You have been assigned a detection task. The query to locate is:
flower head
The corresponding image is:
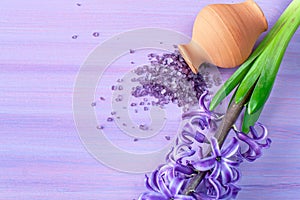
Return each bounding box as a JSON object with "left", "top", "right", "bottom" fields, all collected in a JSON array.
[
  {"left": 235, "top": 123, "right": 271, "bottom": 162},
  {"left": 191, "top": 137, "right": 241, "bottom": 185},
  {"left": 139, "top": 164, "right": 196, "bottom": 200}
]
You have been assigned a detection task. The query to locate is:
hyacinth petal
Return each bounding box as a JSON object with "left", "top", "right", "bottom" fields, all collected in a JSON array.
[
  {"left": 220, "top": 162, "right": 234, "bottom": 184},
  {"left": 174, "top": 194, "right": 196, "bottom": 200},
  {"left": 176, "top": 149, "right": 196, "bottom": 164},
  {"left": 208, "top": 178, "right": 222, "bottom": 200},
  {"left": 222, "top": 157, "right": 241, "bottom": 167},
  {"left": 169, "top": 178, "right": 184, "bottom": 196},
  {"left": 192, "top": 192, "right": 215, "bottom": 200},
  {"left": 218, "top": 184, "right": 241, "bottom": 200},
  {"left": 159, "top": 164, "right": 175, "bottom": 181},
  {"left": 250, "top": 122, "right": 268, "bottom": 140},
  {"left": 230, "top": 184, "right": 241, "bottom": 199},
  {"left": 238, "top": 132, "right": 264, "bottom": 161},
  {"left": 174, "top": 164, "right": 195, "bottom": 175},
  {"left": 210, "top": 137, "right": 221, "bottom": 157},
  {"left": 138, "top": 191, "right": 167, "bottom": 200},
  {"left": 145, "top": 170, "right": 159, "bottom": 192},
  {"left": 209, "top": 162, "right": 221, "bottom": 180},
  {"left": 222, "top": 137, "right": 239, "bottom": 158},
  {"left": 199, "top": 90, "right": 209, "bottom": 111},
  {"left": 145, "top": 175, "right": 155, "bottom": 191},
  {"left": 192, "top": 156, "right": 216, "bottom": 171},
  {"left": 231, "top": 167, "right": 241, "bottom": 183},
  {"left": 157, "top": 177, "right": 172, "bottom": 198},
  {"left": 194, "top": 131, "right": 206, "bottom": 143},
  {"left": 261, "top": 138, "right": 272, "bottom": 148}
]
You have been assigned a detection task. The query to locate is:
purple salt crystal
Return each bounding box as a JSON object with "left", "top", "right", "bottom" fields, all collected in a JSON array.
[
  {"left": 139, "top": 124, "right": 148, "bottom": 130},
  {"left": 118, "top": 85, "right": 123, "bottom": 90},
  {"left": 91, "top": 102, "right": 96, "bottom": 107},
  {"left": 96, "top": 125, "right": 104, "bottom": 130},
  {"left": 107, "top": 117, "right": 114, "bottom": 122},
  {"left": 72, "top": 35, "right": 78, "bottom": 39},
  {"left": 131, "top": 103, "right": 137, "bottom": 107},
  {"left": 92, "top": 32, "right": 100, "bottom": 37},
  {"left": 100, "top": 97, "right": 105, "bottom": 101},
  {"left": 129, "top": 49, "right": 135, "bottom": 54}
]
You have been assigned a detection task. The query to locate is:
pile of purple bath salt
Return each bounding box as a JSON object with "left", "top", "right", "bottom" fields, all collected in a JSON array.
[{"left": 130, "top": 49, "right": 207, "bottom": 109}]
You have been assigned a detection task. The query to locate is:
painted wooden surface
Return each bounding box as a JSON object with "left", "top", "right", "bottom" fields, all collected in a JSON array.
[{"left": 1, "top": 0, "right": 300, "bottom": 199}]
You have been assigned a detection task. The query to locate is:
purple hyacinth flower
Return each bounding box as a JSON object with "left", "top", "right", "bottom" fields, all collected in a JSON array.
[
  {"left": 139, "top": 163, "right": 198, "bottom": 200},
  {"left": 191, "top": 137, "right": 241, "bottom": 185},
  {"left": 235, "top": 123, "right": 272, "bottom": 162},
  {"left": 201, "top": 174, "right": 241, "bottom": 200},
  {"left": 139, "top": 177, "right": 195, "bottom": 200}
]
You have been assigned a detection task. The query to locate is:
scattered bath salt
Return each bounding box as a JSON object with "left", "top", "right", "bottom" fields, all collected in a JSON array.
[
  {"left": 131, "top": 103, "right": 137, "bottom": 107},
  {"left": 96, "top": 125, "right": 104, "bottom": 130},
  {"left": 107, "top": 117, "right": 114, "bottom": 122},
  {"left": 139, "top": 124, "right": 149, "bottom": 131},
  {"left": 131, "top": 50, "right": 207, "bottom": 109},
  {"left": 133, "top": 138, "right": 138, "bottom": 142},
  {"left": 72, "top": 35, "right": 78, "bottom": 39},
  {"left": 165, "top": 136, "right": 171, "bottom": 141},
  {"left": 111, "top": 85, "right": 117, "bottom": 90},
  {"left": 98, "top": 49, "right": 210, "bottom": 143},
  {"left": 91, "top": 102, "right": 96, "bottom": 107},
  {"left": 92, "top": 32, "right": 100, "bottom": 37}
]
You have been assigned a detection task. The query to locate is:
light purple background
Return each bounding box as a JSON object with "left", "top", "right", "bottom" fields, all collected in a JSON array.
[{"left": 1, "top": 0, "right": 300, "bottom": 199}]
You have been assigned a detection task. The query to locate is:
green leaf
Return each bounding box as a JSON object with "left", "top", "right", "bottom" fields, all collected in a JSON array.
[
  {"left": 242, "top": 105, "right": 263, "bottom": 133},
  {"left": 234, "top": 56, "right": 263, "bottom": 104},
  {"left": 209, "top": 62, "right": 252, "bottom": 111},
  {"left": 248, "top": 14, "right": 300, "bottom": 114}
]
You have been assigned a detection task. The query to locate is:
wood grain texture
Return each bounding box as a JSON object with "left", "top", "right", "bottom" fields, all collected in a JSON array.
[{"left": 0, "top": 0, "right": 299, "bottom": 199}]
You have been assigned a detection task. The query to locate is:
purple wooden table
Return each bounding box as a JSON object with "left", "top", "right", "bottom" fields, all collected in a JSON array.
[{"left": 1, "top": 0, "right": 300, "bottom": 199}]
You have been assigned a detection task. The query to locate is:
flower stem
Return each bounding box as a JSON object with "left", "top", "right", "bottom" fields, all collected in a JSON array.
[{"left": 183, "top": 91, "right": 250, "bottom": 195}]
